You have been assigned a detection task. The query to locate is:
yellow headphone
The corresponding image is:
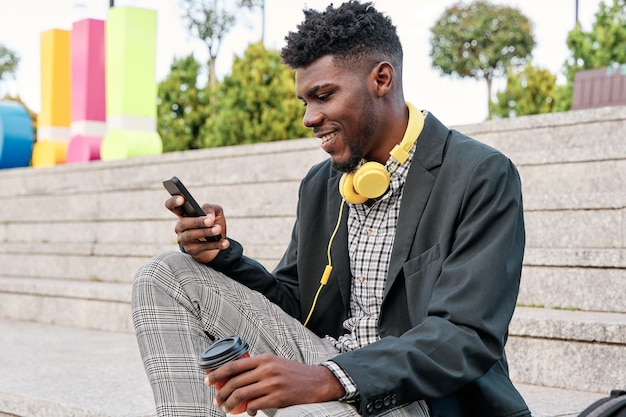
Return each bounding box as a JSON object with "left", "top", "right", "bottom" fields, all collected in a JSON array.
[{"left": 338, "top": 102, "right": 425, "bottom": 204}]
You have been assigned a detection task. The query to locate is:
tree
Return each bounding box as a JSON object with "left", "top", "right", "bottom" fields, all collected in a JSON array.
[
  {"left": 429, "top": 1, "right": 535, "bottom": 119},
  {"left": 180, "top": 0, "right": 263, "bottom": 91},
  {"left": 491, "top": 64, "right": 557, "bottom": 118},
  {"left": 157, "top": 54, "right": 211, "bottom": 152},
  {"left": 0, "top": 44, "right": 20, "bottom": 84},
  {"left": 559, "top": 0, "right": 626, "bottom": 110},
  {"left": 201, "top": 41, "right": 312, "bottom": 147}
]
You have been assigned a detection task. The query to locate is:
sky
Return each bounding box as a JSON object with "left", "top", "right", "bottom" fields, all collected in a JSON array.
[{"left": 0, "top": 0, "right": 605, "bottom": 126}]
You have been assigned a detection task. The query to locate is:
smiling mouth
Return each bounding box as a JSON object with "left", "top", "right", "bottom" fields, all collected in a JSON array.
[{"left": 319, "top": 131, "right": 337, "bottom": 145}]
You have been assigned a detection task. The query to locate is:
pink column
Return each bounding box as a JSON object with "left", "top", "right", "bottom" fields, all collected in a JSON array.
[{"left": 67, "top": 19, "right": 106, "bottom": 163}]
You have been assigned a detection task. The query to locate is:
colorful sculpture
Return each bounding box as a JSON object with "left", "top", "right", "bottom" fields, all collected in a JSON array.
[
  {"left": 67, "top": 19, "right": 107, "bottom": 164},
  {"left": 100, "top": 7, "right": 162, "bottom": 160},
  {"left": 15, "top": 6, "right": 163, "bottom": 170},
  {"left": 0, "top": 100, "right": 35, "bottom": 169},
  {"left": 32, "top": 29, "right": 71, "bottom": 167}
]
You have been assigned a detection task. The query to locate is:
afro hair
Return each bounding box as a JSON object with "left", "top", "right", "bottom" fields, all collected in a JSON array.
[{"left": 281, "top": 1, "right": 403, "bottom": 71}]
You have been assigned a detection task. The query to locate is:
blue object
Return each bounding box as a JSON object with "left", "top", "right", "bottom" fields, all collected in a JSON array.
[{"left": 0, "top": 100, "right": 35, "bottom": 169}]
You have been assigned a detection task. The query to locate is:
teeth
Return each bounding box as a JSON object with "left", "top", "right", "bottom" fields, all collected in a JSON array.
[{"left": 321, "top": 132, "right": 335, "bottom": 143}]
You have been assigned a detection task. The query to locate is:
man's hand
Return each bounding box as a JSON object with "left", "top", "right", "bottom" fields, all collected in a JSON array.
[
  {"left": 165, "top": 196, "right": 230, "bottom": 263},
  {"left": 206, "top": 354, "right": 346, "bottom": 415}
]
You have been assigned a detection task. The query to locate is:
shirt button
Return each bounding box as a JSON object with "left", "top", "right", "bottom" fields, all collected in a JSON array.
[
  {"left": 358, "top": 276, "right": 365, "bottom": 283},
  {"left": 365, "top": 228, "right": 375, "bottom": 236}
]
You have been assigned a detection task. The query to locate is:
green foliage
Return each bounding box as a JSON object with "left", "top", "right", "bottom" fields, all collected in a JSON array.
[
  {"left": 180, "top": 0, "right": 263, "bottom": 91},
  {"left": 157, "top": 54, "right": 211, "bottom": 152},
  {"left": 491, "top": 64, "right": 557, "bottom": 118},
  {"left": 0, "top": 43, "right": 20, "bottom": 82},
  {"left": 429, "top": 0, "right": 535, "bottom": 118},
  {"left": 201, "top": 41, "right": 312, "bottom": 147},
  {"left": 559, "top": 0, "right": 626, "bottom": 110},
  {"left": 566, "top": 0, "right": 626, "bottom": 74},
  {"left": 551, "top": 84, "right": 574, "bottom": 113}
]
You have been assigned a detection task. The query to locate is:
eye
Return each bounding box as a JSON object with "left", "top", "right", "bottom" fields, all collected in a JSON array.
[{"left": 317, "top": 93, "right": 330, "bottom": 102}]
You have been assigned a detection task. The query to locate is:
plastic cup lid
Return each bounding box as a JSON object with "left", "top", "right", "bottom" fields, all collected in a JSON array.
[{"left": 198, "top": 335, "right": 249, "bottom": 370}]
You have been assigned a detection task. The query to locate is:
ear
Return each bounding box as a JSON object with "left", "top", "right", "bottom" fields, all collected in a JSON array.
[{"left": 372, "top": 61, "right": 394, "bottom": 97}]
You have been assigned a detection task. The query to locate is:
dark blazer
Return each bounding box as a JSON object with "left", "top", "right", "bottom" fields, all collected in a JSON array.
[{"left": 210, "top": 112, "right": 530, "bottom": 417}]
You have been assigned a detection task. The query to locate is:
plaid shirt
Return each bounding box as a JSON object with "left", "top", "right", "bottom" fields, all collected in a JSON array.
[{"left": 323, "top": 126, "right": 420, "bottom": 400}]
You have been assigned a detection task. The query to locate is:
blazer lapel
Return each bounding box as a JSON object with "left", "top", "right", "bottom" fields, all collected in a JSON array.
[
  {"left": 327, "top": 172, "right": 352, "bottom": 310},
  {"left": 384, "top": 113, "right": 450, "bottom": 298}
]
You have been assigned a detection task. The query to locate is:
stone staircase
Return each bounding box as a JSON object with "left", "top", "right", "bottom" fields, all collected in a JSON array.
[{"left": 0, "top": 105, "right": 624, "bottom": 416}]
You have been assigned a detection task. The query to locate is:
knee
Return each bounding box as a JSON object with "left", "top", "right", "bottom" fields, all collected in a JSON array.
[
  {"left": 132, "top": 250, "right": 225, "bottom": 302},
  {"left": 132, "top": 251, "right": 184, "bottom": 297},
  {"left": 134, "top": 251, "right": 186, "bottom": 282}
]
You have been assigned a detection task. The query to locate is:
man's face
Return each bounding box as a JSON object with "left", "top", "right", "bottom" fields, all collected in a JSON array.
[{"left": 295, "top": 55, "right": 380, "bottom": 173}]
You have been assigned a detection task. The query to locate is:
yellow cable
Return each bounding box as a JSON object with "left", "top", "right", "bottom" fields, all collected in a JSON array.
[{"left": 303, "top": 199, "right": 346, "bottom": 327}]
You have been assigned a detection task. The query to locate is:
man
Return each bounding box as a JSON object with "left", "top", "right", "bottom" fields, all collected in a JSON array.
[{"left": 132, "top": 1, "right": 530, "bottom": 416}]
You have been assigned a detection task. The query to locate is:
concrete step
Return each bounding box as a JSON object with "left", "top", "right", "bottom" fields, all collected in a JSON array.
[
  {"left": 519, "top": 266, "right": 626, "bottom": 313},
  {"left": 0, "top": 318, "right": 609, "bottom": 417},
  {"left": 508, "top": 307, "right": 626, "bottom": 394},
  {"left": 0, "top": 138, "right": 324, "bottom": 199},
  {"left": 0, "top": 243, "right": 170, "bottom": 283},
  {"left": 524, "top": 248, "right": 626, "bottom": 269},
  {"left": 517, "top": 158, "right": 626, "bottom": 196},
  {"left": 458, "top": 105, "right": 626, "bottom": 154},
  {"left": 3, "top": 162, "right": 624, "bottom": 228},
  {"left": 2, "top": 241, "right": 624, "bottom": 293},
  {"left": 524, "top": 193, "right": 625, "bottom": 258},
  {"left": 0, "top": 277, "right": 134, "bottom": 333},
  {"left": 4, "top": 192, "right": 625, "bottom": 248}
]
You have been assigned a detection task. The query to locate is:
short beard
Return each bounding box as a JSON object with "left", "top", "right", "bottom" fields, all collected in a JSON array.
[{"left": 332, "top": 143, "right": 365, "bottom": 173}]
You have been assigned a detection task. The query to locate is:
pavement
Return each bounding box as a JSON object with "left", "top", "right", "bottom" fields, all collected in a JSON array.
[{"left": 0, "top": 318, "right": 155, "bottom": 417}]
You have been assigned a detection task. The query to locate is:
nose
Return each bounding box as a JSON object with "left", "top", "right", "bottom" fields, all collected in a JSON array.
[{"left": 302, "top": 104, "right": 323, "bottom": 129}]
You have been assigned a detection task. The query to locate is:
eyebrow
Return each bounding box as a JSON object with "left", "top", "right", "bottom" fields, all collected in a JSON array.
[{"left": 297, "top": 83, "right": 331, "bottom": 100}]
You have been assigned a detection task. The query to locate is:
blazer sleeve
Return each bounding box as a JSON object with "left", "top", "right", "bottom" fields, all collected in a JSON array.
[
  {"left": 205, "top": 185, "right": 306, "bottom": 320},
  {"left": 331, "top": 151, "right": 526, "bottom": 416}
]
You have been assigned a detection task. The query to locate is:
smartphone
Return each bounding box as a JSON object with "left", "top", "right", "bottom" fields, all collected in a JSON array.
[{"left": 162, "top": 176, "right": 222, "bottom": 242}]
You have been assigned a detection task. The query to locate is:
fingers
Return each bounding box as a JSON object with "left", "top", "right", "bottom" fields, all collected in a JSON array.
[
  {"left": 165, "top": 195, "right": 185, "bottom": 216},
  {"left": 165, "top": 194, "right": 228, "bottom": 263},
  {"left": 209, "top": 355, "right": 290, "bottom": 413},
  {"left": 207, "top": 356, "right": 256, "bottom": 399},
  {"left": 175, "top": 214, "right": 224, "bottom": 242},
  {"left": 210, "top": 363, "right": 264, "bottom": 415}
]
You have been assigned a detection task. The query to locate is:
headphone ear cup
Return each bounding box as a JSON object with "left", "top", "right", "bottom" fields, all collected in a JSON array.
[
  {"left": 339, "top": 173, "right": 369, "bottom": 204},
  {"left": 352, "top": 161, "right": 390, "bottom": 199}
]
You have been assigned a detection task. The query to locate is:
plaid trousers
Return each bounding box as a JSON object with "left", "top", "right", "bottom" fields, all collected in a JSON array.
[{"left": 132, "top": 251, "right": 430, "bottom": 417}]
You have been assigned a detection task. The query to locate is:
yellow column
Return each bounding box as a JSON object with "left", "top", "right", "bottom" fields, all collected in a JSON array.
[{"left": 33, "top": 29, "right": 71, "bottom": 167}]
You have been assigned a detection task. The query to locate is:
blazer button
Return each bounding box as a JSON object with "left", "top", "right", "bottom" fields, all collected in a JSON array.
[
  {"left": 384, "top": 396, "right": 391, "bottom": 406},
  {"left": 366, "top": 402, "right": 374, "bottom": 412},
  {"left": 375, "top": 399, "right": 383, "bottom": 409},
  {"left": 392, "top": 394, "right": 398, "bottom": 404}
]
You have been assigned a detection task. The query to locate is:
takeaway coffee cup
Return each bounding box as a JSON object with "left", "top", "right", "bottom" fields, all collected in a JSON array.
[{"left": 199, "top": 335, "right": 250, "bottom": 414}]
